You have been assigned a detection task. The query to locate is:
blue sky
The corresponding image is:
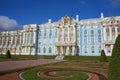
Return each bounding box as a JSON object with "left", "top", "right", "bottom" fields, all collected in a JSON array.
[{"left": 0, "top": 0, "right": 120, "bottom": 31}]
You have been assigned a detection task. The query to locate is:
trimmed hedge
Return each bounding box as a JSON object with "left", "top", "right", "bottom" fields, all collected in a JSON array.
[
  {"left": 108, "top": 35, "right": 120, "bottom": 80},
  {"left": 6, "top": 50, "right": 11, "bottom": 59},
  {"left": 99, "top": 50, "right": 108, "bottom": 62}
]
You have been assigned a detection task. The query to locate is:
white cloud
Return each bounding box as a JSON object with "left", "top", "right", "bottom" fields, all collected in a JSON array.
[
  {"left": 0, "top": 16, "right": 18, "bottom": 31},
  {"left": 109, "top": 0, "right": 120, "bottom": 7}
]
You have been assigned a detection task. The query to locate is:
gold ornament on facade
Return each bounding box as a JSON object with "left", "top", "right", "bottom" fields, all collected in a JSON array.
[{"left": 62, "top": 16, "right": 71, "bottom": 24}]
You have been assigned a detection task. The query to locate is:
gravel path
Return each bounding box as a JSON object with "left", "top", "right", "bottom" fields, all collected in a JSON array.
[{"left": 0, "top": 59, "right": 61, "bottom": 71}]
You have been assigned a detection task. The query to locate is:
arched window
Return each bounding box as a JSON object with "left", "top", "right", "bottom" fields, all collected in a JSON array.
[
  {"left": 91, "top": 29, "right": 94, "bottom": 35},
  {"left": 106, "top": 28, "right": 109, "bottom": 32},
  {"left": 43, "top": 47, "right": 46, "bottom": 53},
  {"left": 91, "top": 46, "right": 94, "bottom": 53},
  {"left": 112, "top": 28, "right": 115, "bottom": 32},
  {"left": 49, "top": 29, "right": 52, "bottom": 37},
  {"left": 98, "top": 29, "right": 101, "bottom": 33},
  {"left": 49, "top": 47, "right": 51, "bottom": 53},
  {"left": 44, "top": 30, "right": 46, "bottom": 37},
  {"left": 84, "top": 29, "right": 87, "bottom": 34},
  {"left": 84, "top": 45, "right": 87, "bottom": 53},
  {"left": 117, "top": 28, "right": 120, "bottom": 32}
]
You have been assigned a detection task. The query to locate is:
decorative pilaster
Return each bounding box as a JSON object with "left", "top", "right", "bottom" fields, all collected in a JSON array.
[
  {"left": 109, "top": 27, "right": 112, "bottom": 42},
  {"left": 72, "top": 47, "right": 75, "bottom": 55},
  {"left": 66, "top": 47, "right": 69, "bottom": 55},
  {"left": 23, "top": 32, "right": 25, "bottom": 44},
  {"left": 34, "top": 31, "right": 36, "bottom": 43},
  {"left": 74, "top": 27, "right": 76, "bottom": 42},
  {"left": 68, "top": 27, "right": 70, "bottom": 42},
  {"left": 20, "top": 36, "right": 21, "bottom": 44},
  {"left": 62, "top": 28, "right": 64, "bottom": 43},
  {"left": 29, "top": 32, "right": 31, "bottom": 43}
]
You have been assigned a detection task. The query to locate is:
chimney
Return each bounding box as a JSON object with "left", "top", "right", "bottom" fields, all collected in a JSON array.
[
  {"left": 101, "top": 12, "right": 104, "bottom": 18},
  {"left": 76, "top": 15, "right": 79, "bottom": 22},
  {"left": 48, "top": 19, "right": 51, "bottom": 23}
]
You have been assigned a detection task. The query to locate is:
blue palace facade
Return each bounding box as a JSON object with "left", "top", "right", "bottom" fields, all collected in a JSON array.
[{"left": 0, "top": 13, "right": 120, "bottom": 56}]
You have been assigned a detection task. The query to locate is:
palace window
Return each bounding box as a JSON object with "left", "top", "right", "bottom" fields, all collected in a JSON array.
[
  {"left": 49, "top": 29, "right": 52, "bottom": 38},
  {"left": 84, "top": 45, "right": 87, "bottom": 53},
  {"left": 31, "top": 32, "right": 33, "bottom": 43},
  {"left": 91, "top": 37, "right": 94, "bottom": 43},
  {"left": 43, "top": 47, "right": 46, "bottom": 53},
  {"left": 44, "top": 30, "right": 46, "bottom": 37},
  {"left": 84, "top": 37, "right": 87, "bottom": 43},
  {"left": 107, "top": 46, "right": 111, "bottom": 53},
  {"left": 91, "top": 46, "right": 94, "bottom": 53},
  {"left": 98, "top": 46, "right": 101, "bottom": 53},
  {"left": 49, "top": 47, "right": 51, "bottom": 53},
  {"left": 112, "top": 28, "right": 115, "bottom": 32},
  {"left": 84, "top": 29, "right": 87, "bottom": 34},
  {"left": 98, "top": 29, "right": 101, "bottom": 33},
  {"left": 117, "top": 28, "right": 120, "bottom": 32},
  {"left": 106, "top": 28, "right": 109, "bottom": 33},
  {"left": 98, "top": 37, "right": 101, "bottom": 42},
  {"left": 91, "top": 29, "right": 94, "bottom": 35}
]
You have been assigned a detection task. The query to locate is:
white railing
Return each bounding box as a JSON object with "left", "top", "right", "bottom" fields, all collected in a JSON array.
[
  {"left": 22, "top": 43, "right": 35, "bottom": 46},
  {"left": 55, "top": 42, "right": 76, "bottom": 46},
  {"left": 105, "top": 41, "right": 115, "bottom": 44}
]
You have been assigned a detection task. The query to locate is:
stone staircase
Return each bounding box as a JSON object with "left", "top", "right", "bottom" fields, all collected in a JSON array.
[{"left": 55, "top": 55, "right": 64, "bottom": 60}]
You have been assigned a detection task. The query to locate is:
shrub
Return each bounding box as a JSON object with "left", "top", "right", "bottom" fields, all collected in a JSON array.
[
  {"left": 108, "top": 35, "right": 120, "bottom": 80},
  {"left": 6, "top": 50, "right": 11, "bottom": 59},
  {"left": 99, "top": 50, "right": 108, "bottom": 62}
]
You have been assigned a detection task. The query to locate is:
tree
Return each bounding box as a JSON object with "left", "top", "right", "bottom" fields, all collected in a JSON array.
[
  {"left": 108, "top": 35, "right": 120, "bottom": 80},
  {"left": 99, "top": 50, "right": 108, "bottom": 62},
  {"left": 6, "top": 50, "right": 11, "bottom": 59}
]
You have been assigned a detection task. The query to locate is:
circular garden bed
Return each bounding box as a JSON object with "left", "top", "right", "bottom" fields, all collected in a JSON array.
[{"left": 20, "top": 69, "right": 89, "bottom": 80}]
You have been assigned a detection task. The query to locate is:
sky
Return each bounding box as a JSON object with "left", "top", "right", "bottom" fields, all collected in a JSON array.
[{"left": 0, "top": 0, "right": 120, "bottom": 31}]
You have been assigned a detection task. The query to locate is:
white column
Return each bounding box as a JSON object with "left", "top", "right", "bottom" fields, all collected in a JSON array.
[
  {"left": 74, "top": 28, "right": 76, "bottom": 42},
  {"left": 72, "top": 47, "right": 75, "bottom": 55},
  {"left": 115, "top": 27, "right": 118, "bottom": 38},
  {"left": 6, "top": 37, "right": 8, "bottom": 44},
  {"left": 20, "top": 36, "right": 21, "bottom": 44},
  {"left": 104, "top": 27, "right": 106, "bottom": 42},
  {"left": 57, "top": 28, "right": 59, "bottom": 42},
  {"left": 109, "top": 27, "right": 112, "bottom": 42},
  {"left": 27, "top": 32, "right": 29, "bottom": 44},
  {"left": 29, "top": 32, "right": 31, "bottom": 43},
  {"left": 60, "top": 46, "right": 63, "bottom": 55},
  {"left": 34, "top": 31, "right": 36, "bottom": 43},
  {"left": 66, "top": 47, "right": 69, "bottom": 55},
  {"left": 68, "top": 28, "right": 70, "bottom": 42},
  {"left": 15, "top": 36, "right": 17, "bottom": 45},
  {"left": 23, "top": 32, "right": 25, "bottom": 44},
  {"left": 62, "top": 28, "right": 64, "bottom": 43},
  {"left": 11, "top": 37, "right": 13, "bottom": 44},
  {"left": 25, "top": 32, "right": 27, "bottom": 44},
  {"left": 2, "top": 37, "right": 4, "bottom": 45}
]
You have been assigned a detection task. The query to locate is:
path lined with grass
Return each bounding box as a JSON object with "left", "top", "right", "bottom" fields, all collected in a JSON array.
[{"left": 0, "top": 59, "right": 61, "bottom": 71}]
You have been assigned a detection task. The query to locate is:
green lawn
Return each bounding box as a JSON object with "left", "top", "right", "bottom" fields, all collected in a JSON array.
[
  {"left": 22, "top": 69, "right": 89, "bottom": 80},
  {"left": 0, "top": 55, "right": 56, "bottom": 61}
]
